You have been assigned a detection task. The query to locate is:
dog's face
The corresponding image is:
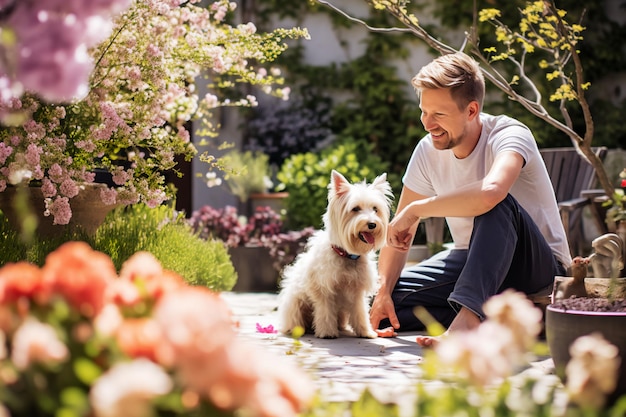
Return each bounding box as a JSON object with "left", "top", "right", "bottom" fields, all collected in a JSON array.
[{"left": 324, "top": 170, "right": 393, "bottom": 255}]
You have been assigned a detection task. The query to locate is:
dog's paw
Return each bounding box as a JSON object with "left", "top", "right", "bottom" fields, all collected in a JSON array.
[
  {"left": 315, "top": 331, "right": 338, "bottom": 339},
  {"left": 357, "top": 330, "right": 378, "bottom": 339}
]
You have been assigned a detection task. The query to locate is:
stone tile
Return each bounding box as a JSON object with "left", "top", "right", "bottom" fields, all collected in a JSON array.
[{"left": 220, "top": 291, "right": 560, "bottom": 411}]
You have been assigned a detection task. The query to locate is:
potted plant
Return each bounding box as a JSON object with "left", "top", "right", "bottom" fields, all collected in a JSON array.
[
  {"left": 0, "top": 0, "right": 308, "bottom": 233},
  {"left": 188, "top": 204, "right": 314, "bottom": 292},
  {"left": 217, "top": 149, "right": 289, "bottom": 216}
]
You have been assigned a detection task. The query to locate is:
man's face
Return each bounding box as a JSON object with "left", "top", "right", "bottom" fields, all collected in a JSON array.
[{"left": 419, "top": 88, "right": 470, "bottom": 151}]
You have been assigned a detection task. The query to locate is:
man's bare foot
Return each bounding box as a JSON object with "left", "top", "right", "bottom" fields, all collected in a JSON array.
[{"left": 415, "top": 307, "right": 481, "bottom": 347}]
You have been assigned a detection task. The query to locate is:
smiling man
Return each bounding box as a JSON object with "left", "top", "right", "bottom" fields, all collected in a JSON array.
[{"left": 369, "top": 51, "right": 572, "bottom": 346}]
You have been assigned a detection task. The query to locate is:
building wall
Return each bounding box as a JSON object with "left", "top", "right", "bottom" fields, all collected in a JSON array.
[{"left": 187, "top": 0, "right": 626, "bottom": 216}]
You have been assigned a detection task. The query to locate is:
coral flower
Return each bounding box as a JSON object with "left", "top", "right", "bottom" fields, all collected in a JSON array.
[
  {"left": 0, "top": 261, "right": 51, "bottom": 306},
  {"left": 115, "top": 318, "right": 163, "bottom": 363},
  {"left": 42, "top": 241, "right": 117, "bottom": 317}
]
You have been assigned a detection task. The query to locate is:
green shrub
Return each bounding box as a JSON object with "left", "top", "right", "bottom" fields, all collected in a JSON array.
[
  {"left": 93, "top": 203, "right": 236, "bottom": 291},
  {"left": 0, "top": 213, "right": 90, "bottom": 266},
  {"left": 0, "top": 204, "right": 237, "bottom": 291},
  {"left": 142, "top": 223, "right": 236, "bottom": 291},
  {"left": 276, "top": 139, "right": 391, "bottom": 230}
]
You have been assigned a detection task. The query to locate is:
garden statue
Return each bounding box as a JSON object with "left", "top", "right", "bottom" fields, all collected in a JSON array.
[{"left": 589, "top": 233, "right": 624, "bottom": 279}]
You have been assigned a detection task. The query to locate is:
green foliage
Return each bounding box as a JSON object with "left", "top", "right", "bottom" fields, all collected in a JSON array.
[
  {"left": 0, "top": 215, "right": 91, "bottom": 266},
  {"left": 142, "top": 223, "right": 237, "bottom": 290},
  {"left": 94, "top": 204, "right": 236, "bottom": 291},
  {"left": 221, "top": 149, "right": 270, "bottom": 202},
  {"left": 252, "top": 0, "right": 426, "bottom": 196},
  {"left": 276, "top": 139, "right": 390, "bottom": 230},
  {"left": 329, "top": 48, "right": 424, "bottom": 192},
  {"left": 0, "top": 204, "right": 237, "bottom": 291},
  {"left": 299, "top": 381, "right": 626, "bottom": 417},
  {"left": 301, "top": 389, "right": 400, "bottom": 417}
]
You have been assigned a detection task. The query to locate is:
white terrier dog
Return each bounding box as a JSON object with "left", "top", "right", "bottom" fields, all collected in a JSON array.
[{"left": 278, "top": 170, "right": 392, "bottom": 339}]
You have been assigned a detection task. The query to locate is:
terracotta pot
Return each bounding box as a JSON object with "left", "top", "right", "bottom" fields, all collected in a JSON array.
[
  {"left": 238, "top": 192, "right": 289, "bottom": 218},
  {"left": 545, "top": 305, "right": 626, "bottom": 404},
  {"left": 0, "top": 183, "right": 121, "bottom": 238}
]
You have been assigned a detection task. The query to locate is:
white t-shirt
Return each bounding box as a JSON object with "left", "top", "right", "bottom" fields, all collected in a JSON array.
[{"left": 403, "top": 113, "right": 572, "bottom": 267}]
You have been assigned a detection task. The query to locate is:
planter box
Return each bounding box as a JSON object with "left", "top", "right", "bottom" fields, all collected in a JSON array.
[
  {"left": 229, "top": 246, "right": 279, "bottom": 293},
  {"left": 547, "top": 276, "right": 626, "bottom": 405},
  {"left": 546, "top": 305, "right": 626, "bottom": 404},
  {"left": 407, "top": 245, "right": 429, "bottom": 264}
]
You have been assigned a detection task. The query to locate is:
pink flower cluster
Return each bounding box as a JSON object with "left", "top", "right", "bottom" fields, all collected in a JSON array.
[
  {"left": 0, "top": 0, "right": 308, "bottom": 225},
  {"left": 189, "top": 205, "right": 284, "bottom": 248},
  {"left": 0, "top": 0, "right": 132, "bottom": 103},
  {"left": 0, "top": 242, "right": 314, "bottom": 417}
]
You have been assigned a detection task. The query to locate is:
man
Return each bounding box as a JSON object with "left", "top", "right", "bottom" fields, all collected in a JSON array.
[{"left": 369, "top": 51, "right": 571, "bottom": 346}]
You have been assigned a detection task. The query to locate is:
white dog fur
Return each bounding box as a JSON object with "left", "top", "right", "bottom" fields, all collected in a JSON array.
[{"left": 278, "top": 170, "right": 393, "bottom": 339}]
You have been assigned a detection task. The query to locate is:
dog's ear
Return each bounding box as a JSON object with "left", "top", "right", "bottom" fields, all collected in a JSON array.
[
  {"left": 371, "top": 172, "right": 393, "bottom": 200},
  {"left": 329, "top": 170, "right": 351, "bottom": 197},
  {"left": 372, "top": 172, "right": 387, "bottom": 184}
]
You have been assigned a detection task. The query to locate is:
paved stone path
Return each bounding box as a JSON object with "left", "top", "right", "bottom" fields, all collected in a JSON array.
[{"left": 219, "top": 291, "right": 561, "bottom": 412}]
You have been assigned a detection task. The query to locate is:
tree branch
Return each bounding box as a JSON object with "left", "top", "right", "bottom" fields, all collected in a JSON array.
[{"left": 314, "top": 0, "right": 614, "bottom": 200}]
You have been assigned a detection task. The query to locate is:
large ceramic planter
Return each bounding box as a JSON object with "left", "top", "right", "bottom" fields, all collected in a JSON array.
[
  {"left": 229, "top": 246, "right": 279, "bottom": 293},
  {"left": 545, "top": 305, "right": 626, "bottom": 403},
  {"left": 0, "top": 183, "right": 121, "bottom": 238}
]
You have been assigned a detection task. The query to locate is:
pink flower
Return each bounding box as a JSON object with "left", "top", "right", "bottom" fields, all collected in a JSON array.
[
  {"left": 153, "top": 287, "right": 314, "bottom": 416},
  {"left": 100, "top": 186, "right": 118, "bottom": 205},
  {"left": 115, "top": 318, "right": 164, "bottom": 363},
  {"left": 0, "top": 261, "right": 51, "bottom": 306},
  {"left": 60, "top": 179, "right": 80, "bottom": 198},
  {"left": 566, "top": 333, "right": 620, "bottom": 409},
  {"left": 256, "top": 323, "right": 278, "bottom": 334},
  {"left": 41, "top": 178, "right": 57, "bottom": 197},
  {"left": 46, "top": 196, "right": 72, "bottom": 225}
]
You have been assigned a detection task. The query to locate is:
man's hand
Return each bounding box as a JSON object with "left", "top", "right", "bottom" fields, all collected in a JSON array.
[
  {"left": 387, "top": 204, "right": 419, "bottom": 251},
  {"left": 370, "top": 292, "right": 400, "bottom": 338}
]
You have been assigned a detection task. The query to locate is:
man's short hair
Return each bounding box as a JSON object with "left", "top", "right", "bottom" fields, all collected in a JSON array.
[{"left": 412, "top": 51, "right": 485, "bottom": 111}]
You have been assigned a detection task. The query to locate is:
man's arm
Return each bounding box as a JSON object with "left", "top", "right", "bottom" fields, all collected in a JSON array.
[
  {"left": 389, "top": 151, "right": 524, "bottom": 238},
  {"left": 370, "top": 186, "right": 426, "bottom": 334},
  {"left": 371, "top": 151, "right": 525, "bottom": 335}
]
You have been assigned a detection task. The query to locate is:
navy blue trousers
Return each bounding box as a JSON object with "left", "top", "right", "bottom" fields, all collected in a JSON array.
[{"left": 382, "top": 194, "right": 567, "bottom": 331}]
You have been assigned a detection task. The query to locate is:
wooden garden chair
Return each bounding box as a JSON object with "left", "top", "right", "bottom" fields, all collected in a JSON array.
[{"left": 540, "top": 146, "right": 608, "bottom": 256}]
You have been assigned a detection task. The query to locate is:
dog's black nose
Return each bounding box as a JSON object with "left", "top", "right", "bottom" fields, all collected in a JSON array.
[{"left": 367, "top": 222, "right": 376, "bottom": 230}]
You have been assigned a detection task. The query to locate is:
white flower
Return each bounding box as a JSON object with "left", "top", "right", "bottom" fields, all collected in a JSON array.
[
  {"left": 90, "top": 358, "right": 173, "bottom": 417},
  {"left": 483, "top": 289, "right": 543, "bottom": 350},
  {"left": 205, "top": 171, "right": 222, "bottom": 188},
  {"left": 11, "top": 317, "right": 68, "bottom": 370},
  {"left": 565, "top": 333, "right": 620, "bottom": 409},
  {"left": 436, "top": 321, "right": 518, "bottom": 386},
  {"left": 94, "top": 303, "right": 124, "bottom": 337},
  {"left": 7, "top": 168, "right": 32, "bottom": 185}
]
